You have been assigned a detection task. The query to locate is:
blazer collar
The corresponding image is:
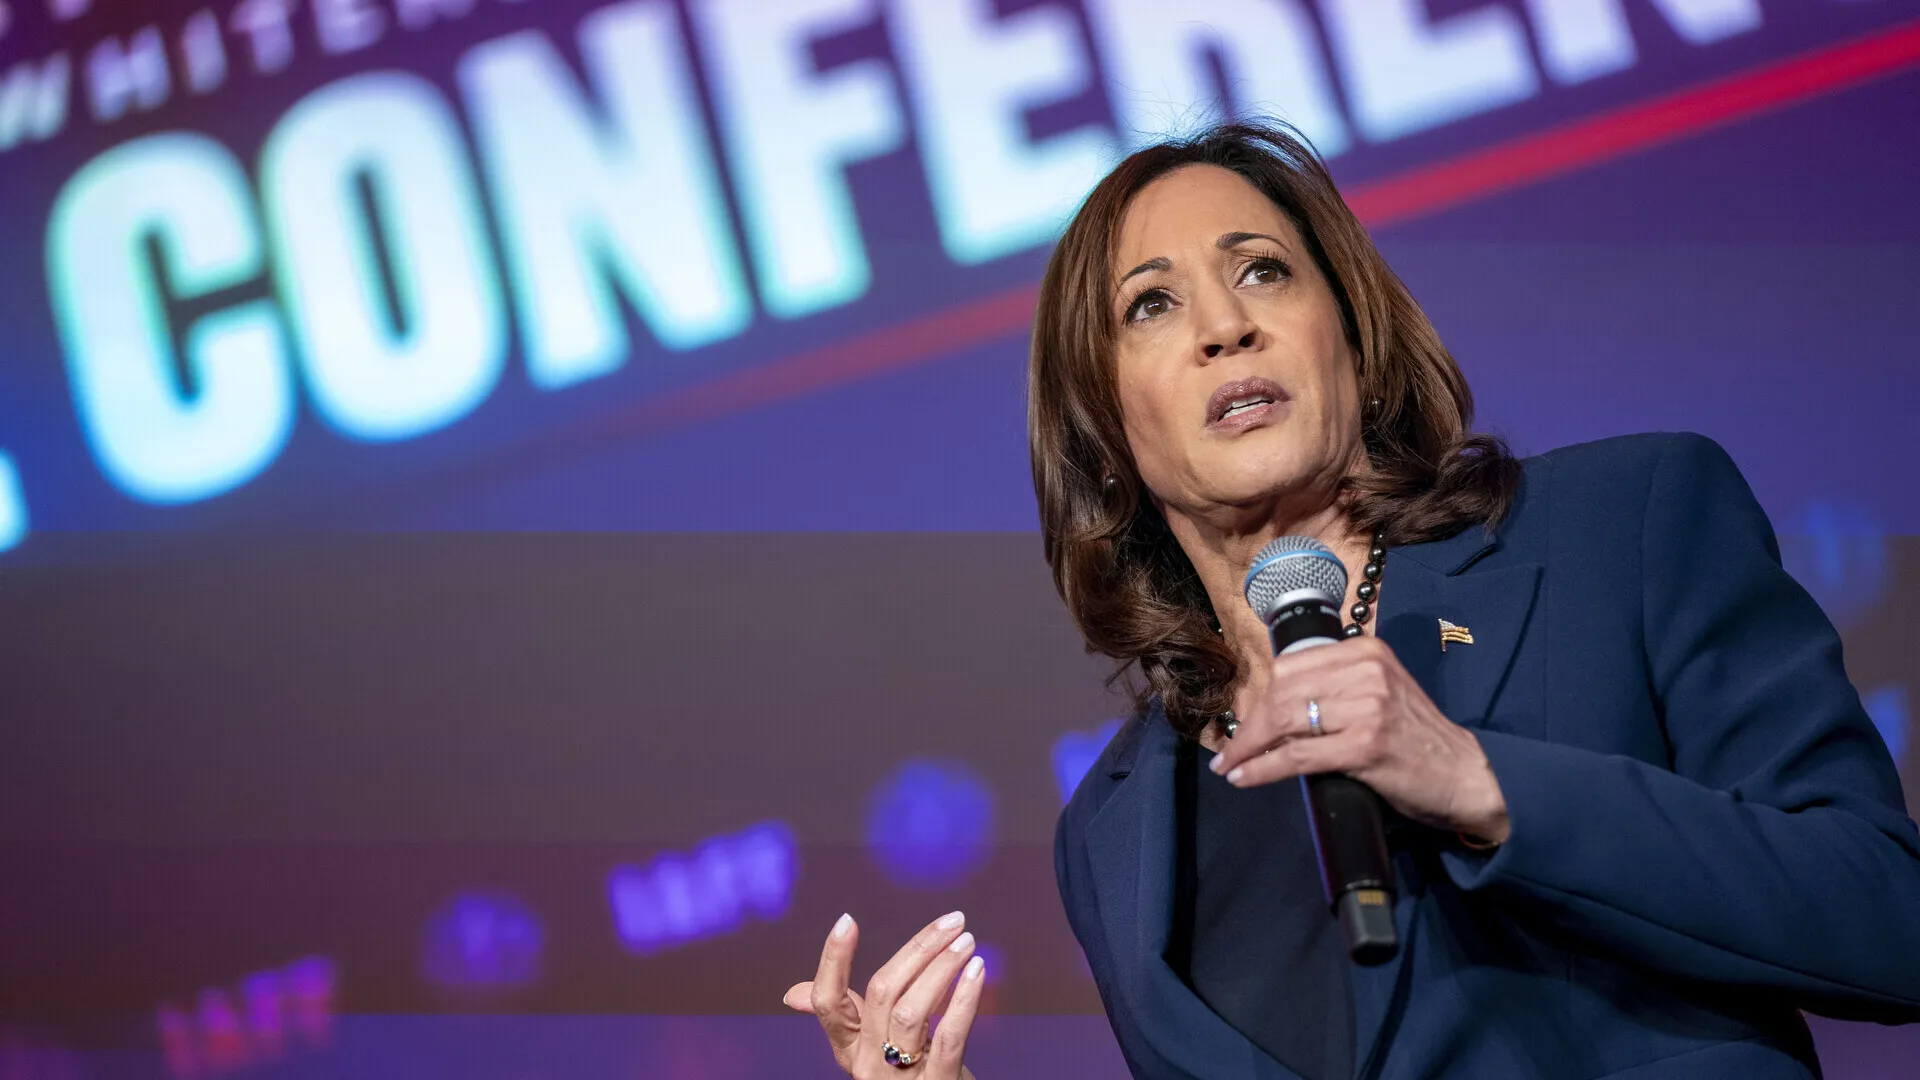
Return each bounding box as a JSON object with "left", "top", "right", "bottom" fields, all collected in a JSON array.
[
  {"left": 1080, "top": 525, "right": 1542, "bottom": 1079},
  {"left": 1390, "top": 521, "right": 1500, "bottom": 576}
]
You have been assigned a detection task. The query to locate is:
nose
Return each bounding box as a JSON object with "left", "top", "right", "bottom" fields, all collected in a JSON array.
[
  {"left": 1204, "top": 329, "right": 1258, "bottom": 360},
  {"left": 1196, "top": 289, "right": 1260, "bottom": 362}
]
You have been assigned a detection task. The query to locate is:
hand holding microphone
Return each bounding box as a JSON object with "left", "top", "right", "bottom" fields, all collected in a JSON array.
[{"left": 1215, "top": 537, "right": 1511, "bottom": 962}]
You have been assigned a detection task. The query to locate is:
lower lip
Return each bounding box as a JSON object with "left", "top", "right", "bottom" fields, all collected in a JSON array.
[{"left": 1208, "top": 400, "right": 1283, "bottom": 431}]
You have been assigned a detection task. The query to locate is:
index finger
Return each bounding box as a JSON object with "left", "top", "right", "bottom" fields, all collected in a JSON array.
[{"left": 810, "top": 914, "right": 861, "bottom": 1051}]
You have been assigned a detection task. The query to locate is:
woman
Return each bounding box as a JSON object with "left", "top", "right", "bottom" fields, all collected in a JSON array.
[{"left": 783, "top": 122, "right": 1920, "bottom": 1079}]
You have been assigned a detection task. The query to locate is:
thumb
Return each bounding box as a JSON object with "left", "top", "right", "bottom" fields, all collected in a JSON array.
[{"left": 782, "top": 982, "right": 814, "bottom": 1011}]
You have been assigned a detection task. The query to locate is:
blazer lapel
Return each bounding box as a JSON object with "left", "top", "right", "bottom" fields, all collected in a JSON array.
[
  {"left": 1378, "top": 531, "right": 1543, "bottom": 729},
  {"left": 1082, "top": 711, "right": 1291, "bottom": 1079},
  {"left": 1347, "top": 529, "right": 1543, "bottom": 1077}
]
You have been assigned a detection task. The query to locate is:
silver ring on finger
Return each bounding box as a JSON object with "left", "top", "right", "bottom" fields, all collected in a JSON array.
[
  {"left": 1307, "top": 699, "right": 1324, "bottom": 736},
  {"left": 882, "top": 1042, "right": 923, "bottom": 1068}
]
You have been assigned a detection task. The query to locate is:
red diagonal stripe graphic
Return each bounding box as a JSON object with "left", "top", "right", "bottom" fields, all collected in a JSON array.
[{"left": 1346, "top": 18, "right": 1920, "bottom": 225}]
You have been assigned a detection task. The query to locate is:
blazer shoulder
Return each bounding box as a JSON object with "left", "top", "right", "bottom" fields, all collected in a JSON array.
[
  {"left": 1531, "top": 430, "right": 1727, "bottom": 483},
  {"left": 1526, "top": 431, "right": 1750, "bottom": 515},
  {"left": 1057, "top": 708, "right": 1155, "bottom": 848},
  {"left": 1509, "top": 432, "right": 1768, "bottom": 573}
]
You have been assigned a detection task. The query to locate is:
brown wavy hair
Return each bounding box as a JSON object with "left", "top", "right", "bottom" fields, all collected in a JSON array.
[{"left": 1029, "top": 122, "right": 1520, "bottom": 739}]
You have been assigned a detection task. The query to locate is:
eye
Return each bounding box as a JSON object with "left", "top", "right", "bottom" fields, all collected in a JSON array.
[
  {"left": 1239, "top": 256, "right": 1291, "bottom": 286},
  {"left": 1124, "top": 288, "right": 1174, "bottom": 324}
]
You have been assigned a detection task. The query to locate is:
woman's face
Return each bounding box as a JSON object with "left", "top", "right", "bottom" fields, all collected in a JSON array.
[{"left": 1109, "top": 164, "right": 1364, "bottom": 527}]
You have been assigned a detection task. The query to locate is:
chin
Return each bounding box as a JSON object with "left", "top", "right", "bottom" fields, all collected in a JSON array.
[
  {"left": 1215, "top": 442, "right": 1312, "bottom": 494},
  {"left": 1197, "top": 464, "right": 1309, "bottom": 510}
]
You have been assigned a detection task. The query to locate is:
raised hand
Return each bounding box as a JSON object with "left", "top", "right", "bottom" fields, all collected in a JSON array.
[{"left": 782, "top": 912, "right": 985, "bottom": 1079}]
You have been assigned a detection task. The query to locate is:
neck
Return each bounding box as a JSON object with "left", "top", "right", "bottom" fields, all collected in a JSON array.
[{"left": 1163, "top": 485, "right": 1375, "bottom": 718}]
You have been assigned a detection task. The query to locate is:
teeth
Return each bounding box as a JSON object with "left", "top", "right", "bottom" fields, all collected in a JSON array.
[{"left": 1221, "top": 397, "right": 1271, "bottom": 419}]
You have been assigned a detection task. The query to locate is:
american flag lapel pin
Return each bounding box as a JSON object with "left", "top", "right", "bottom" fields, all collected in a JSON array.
[{"left": 1439, "top": 619, "right": 1474, "bottom": 652}]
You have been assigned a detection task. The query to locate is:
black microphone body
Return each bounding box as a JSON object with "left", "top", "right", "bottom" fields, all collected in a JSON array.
[{"left": 1263, "top": 594, "right": 1400, "bottom": 966}]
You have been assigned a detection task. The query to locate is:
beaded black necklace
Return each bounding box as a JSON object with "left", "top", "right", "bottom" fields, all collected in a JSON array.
[{"left": 1221, "top": 528, "right": 1387, "bottom": 740}]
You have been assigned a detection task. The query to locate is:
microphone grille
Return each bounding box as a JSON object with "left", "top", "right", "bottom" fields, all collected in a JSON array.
[{"left": 1243, "top": 535, "right": 1349, "bottom": 624}]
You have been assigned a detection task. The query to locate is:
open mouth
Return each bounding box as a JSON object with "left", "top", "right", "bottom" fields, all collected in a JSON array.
[{"left": 1206, "top": 378, "right": 1287, "bottom": 426}]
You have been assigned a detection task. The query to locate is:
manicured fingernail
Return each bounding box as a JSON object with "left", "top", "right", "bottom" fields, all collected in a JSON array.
[
  {"left": 1209, "top": 753, "right": 1224, "bottom": 773},
  {"left": 1225, "top": 767, "right": 1244, "bottom": 785},
  {"left": 831, "top": 913, "right": 853, "bottom": 939},
  {"left": 937, "top": 910, "right": 965, "bottom": 930},
  {"left": 963, "top": 956, "right": 984, "bottom": 980},
  {"left": 949, "top": 931, "right": 974, "bottom": 953}
]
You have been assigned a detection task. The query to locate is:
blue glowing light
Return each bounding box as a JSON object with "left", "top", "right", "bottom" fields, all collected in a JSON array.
[
  {"left": 1864, "top": 684, "right": 1909, "bottom": 767},
  {"left": 420, "top": 888, "right": 546, "bottom": 993},
  {"left": 1052, "top": 719, "right": 1123, "bottom": 806},
  {"left": 608, "top": 820, "right": 797, "bottom": 955},
  {"left": 1780, "top": 501, "right": 1890, "bottom": 628},
  {"left": 864, "top": 758, "right": 996, "bottom": 892},
  {"left": 0, "top": 453, "right": 25, "bottom": 553}
]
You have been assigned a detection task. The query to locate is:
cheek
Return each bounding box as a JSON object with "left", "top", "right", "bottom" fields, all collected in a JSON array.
[
  {"left": 1322, "top": 348, "right": 1362, "bottom": 432},
  {"left": 1114, "top": 352, "right": 1186, "bottom": 484},
  {"left": 1294, "top": 374, "right": 1359, "bottom": 458},
  {"left": 1273, "top": 300, "right": 1360, "bottom": 433}
]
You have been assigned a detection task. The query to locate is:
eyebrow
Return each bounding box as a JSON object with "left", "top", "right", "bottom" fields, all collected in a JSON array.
[
  {"left": 1217, "top": 231, "right": 1287, "bottom": 251},
  {"left": 1115, "top": 232, "right": 1291, "bottom": 289},
  {"left": 1116, "top": 255, "right": 1170, "bottom": 288}
]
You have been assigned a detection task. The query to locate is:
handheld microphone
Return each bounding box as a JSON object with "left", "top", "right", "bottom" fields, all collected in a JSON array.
[{"left": 1243, "top": 536, "right": 1398, "bottom": 965}]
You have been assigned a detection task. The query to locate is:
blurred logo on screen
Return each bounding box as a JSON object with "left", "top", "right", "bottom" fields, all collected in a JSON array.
[
  {"left": 607, "top": 820, "right": 797, "bottom": 956},
  {"left": 155, "top": 956, "right": 336, "bottom": 1080},
  {"left": 419, "top": 888, "right": 546, "bottom": 996}
]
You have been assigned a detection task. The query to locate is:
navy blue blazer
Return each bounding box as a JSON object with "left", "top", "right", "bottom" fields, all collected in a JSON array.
[{"left": 1055, "top": 433, "right": 1920, "bottom": 1079}]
